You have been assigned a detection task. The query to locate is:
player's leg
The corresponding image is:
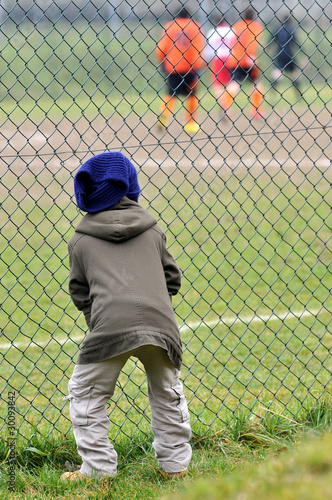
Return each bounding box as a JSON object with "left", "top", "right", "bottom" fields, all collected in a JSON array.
[
  {"left": 184, "top": 73, "right": 200, "bottom": 134},
  {"left": 211, "top": 59, "right": 232, "bottom": 119},
  {"left": 271, "top": 67, "right": 282, "bottom": 91},
  {"left": 290, "top": 65, "right": 302, "bottom": 97},
  {"left": 212, "top": 82, "right": 225, "bottom": 115},
  {"left": 223, "top": 66, "right": 242, "bottom": 115},
  {"left": 184, "top": 94, "right": 199, "bottom": 133},
  {"left": 250, "top": 66, "right": 265, "bottom": 119},
  {"left": 158, "top": 74, "right": 177, "bottom": 130},
  {"left": 223, "top": 80, "right": 238, "bottom": 111},
  {"left": 251, "top": 85, "right": 264, "bottom": 118}
]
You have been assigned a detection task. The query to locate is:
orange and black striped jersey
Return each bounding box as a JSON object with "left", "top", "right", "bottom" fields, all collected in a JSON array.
[{"left": 156, "top": 17, "right": 205, "bottom": 74}]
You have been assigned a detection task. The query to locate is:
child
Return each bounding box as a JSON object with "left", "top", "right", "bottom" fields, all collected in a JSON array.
[{"left": 61, "top": 151, "right": 192, "bottom": 481}]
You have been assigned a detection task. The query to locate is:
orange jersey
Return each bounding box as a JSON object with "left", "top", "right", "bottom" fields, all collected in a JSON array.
[
  {"left": 228, "top": 19, "right": 263, "bottom": 68},
  {"left": 156, "top": 18, "right": 205, "bottom": 74}
]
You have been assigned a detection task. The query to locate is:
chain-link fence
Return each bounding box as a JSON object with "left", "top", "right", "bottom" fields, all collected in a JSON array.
[{"left": 1, "top": 0, "right": 332, "bottom": 446}]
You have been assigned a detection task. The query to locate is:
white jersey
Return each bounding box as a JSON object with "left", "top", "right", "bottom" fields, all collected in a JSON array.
[{"left": 205, "top": 25, "right": 235, "bottom": 62}]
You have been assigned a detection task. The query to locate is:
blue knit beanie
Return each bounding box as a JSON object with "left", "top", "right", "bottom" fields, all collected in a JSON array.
[{"left": 74, "top": 151, "right": 140, "bottom": 213}]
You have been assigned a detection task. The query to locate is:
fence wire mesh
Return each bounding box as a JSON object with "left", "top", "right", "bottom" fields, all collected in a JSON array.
[{"left": 1, "top": 0, "right": 332, "bottom": 446}]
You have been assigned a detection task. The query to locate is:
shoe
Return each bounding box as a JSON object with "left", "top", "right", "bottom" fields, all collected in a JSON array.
[
  {"left": 60, "top": 470, "right": 87, "bottom": 482},
  {"left": 157, "top": 114, "right": 169, "bottom": 131},
  {"left": 184, "top": 121, "right": 199, "bottom": 134},
  {"left": 161, "top": 470, "right": 187, "bottom": 479}
]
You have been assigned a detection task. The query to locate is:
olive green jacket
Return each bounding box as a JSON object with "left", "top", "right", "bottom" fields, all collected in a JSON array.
[{"left": 68, "top": 197, "right": 183, "bottom": 369}]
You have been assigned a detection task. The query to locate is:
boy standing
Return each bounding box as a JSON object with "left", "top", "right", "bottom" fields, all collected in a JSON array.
[{"left": 61, "top": 151, "right": 191, "bottom": 480}]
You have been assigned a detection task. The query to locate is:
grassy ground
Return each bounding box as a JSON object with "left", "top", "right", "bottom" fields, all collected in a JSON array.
[
  {"left": 1, "top": 164, "right": 331, "bottom": 436},
  {"left": 1, "top": 15, "right": 332, "bottom": 500},
  {"left": 1, "top": 400, "right": 332, "bottom": 499},
  {"left": 164, "top": 429, "right": 332, "bottom": 500},
  {"left": 1, "top": 122, "right": 331, "bottom": 496}
]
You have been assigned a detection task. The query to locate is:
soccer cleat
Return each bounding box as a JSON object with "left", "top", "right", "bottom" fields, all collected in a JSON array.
[
  {"left": 157, "top": 114, "right": 169, "bottom": 131},
  {"left": 184, "top": 121, "right": 199, "bottom": 134}
]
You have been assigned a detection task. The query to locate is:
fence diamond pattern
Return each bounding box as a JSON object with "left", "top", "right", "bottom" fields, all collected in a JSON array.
[{"left": 1, "top": 0, "right": 332, "bottom": 445}]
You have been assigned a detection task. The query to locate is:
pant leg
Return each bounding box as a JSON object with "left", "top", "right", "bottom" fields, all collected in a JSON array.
[
  {"left": 67, "top": 352, "right": 131, "bottom": 477},
  {"left": 136, "top": 346, "right": 192, "bottom": 474}
]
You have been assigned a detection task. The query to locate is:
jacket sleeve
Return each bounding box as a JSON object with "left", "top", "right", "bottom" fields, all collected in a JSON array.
[
  {"left": 68, "top": 244, "right": 92, "bottom": 330},
  {"left": 161, "top": 233, "right": 181, "bottom": 296}
]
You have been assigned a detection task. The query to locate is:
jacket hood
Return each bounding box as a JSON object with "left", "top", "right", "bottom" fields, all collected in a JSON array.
[{"left": 75, "top": 197, "right": 157, "bottom": 243}]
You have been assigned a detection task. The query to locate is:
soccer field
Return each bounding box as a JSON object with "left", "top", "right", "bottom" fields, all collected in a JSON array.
[{"left": 1, "top": 102, "right": 332, "bottom": 445}]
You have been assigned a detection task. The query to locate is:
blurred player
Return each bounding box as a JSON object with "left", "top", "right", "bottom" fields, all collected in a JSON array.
[
  {"left": 271, "top": 15, "right": 303, "bottom": 97},
  {"left": 156, "top": 8, "right": 205, "bottom": 134},
  {"left": 204, "top": 15, "right": 235, "bottom": 120},
  {"left": 225, "top": 8, "right": 264, "bottom": 119}
]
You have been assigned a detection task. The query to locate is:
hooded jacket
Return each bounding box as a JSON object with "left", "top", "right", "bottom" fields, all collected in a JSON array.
[{"left": 68, "top": 197, "right": 183, "bottom": 369}]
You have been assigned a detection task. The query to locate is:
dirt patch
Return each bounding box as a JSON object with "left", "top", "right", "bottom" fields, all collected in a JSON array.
[{"left": 0, "top": 105, "right": 331, "bottom": 183}]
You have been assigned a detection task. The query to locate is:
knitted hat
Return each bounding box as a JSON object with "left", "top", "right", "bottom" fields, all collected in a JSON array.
[{"left": 74, "top": 151, "right": 140, "bottom": 212}]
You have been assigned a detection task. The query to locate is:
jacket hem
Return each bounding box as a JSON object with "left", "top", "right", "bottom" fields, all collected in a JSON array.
[{"left": 76, "top": 330, "right": 182, "bottom": 370}]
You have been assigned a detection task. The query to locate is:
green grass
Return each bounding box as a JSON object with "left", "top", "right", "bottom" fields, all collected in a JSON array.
[
  {"left": 0, "top": 15, "right": 332, "bottom": 500},
  {"left": 1, "top": 165, "right": 332, "bottom": 442},
  {"left": 163, "top": 429, "right": 332, "bottom": 500},
  {"left": 1, "top": 402, "right": 332, "bottom": 499}
]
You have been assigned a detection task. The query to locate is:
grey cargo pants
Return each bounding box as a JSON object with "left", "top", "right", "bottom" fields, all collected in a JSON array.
[{"left": 66, "top": 345, "right": 192, "bottom": 477}]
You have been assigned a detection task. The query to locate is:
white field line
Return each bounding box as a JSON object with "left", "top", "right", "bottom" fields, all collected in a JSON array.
[
  {"left": 27, "top": 156, "right": 331, "bottom": 172},
  {"left": 0, "top": 307, "right": 326, "bottom": 351},
  {"left": 61, "top": 157, "right": 331, "bottom": 171},
  {"left": 178, "top": 308, "right": 323, "bottom": 334},
  {"left": 140, "top": 157, "right": 331, "bottom": 170}
]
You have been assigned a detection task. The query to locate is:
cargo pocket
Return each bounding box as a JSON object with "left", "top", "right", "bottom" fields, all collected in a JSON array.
[
  {"left": 172, "top": 381, "right": 190, "bottom": 424},
  {"left": 67, "top": 381, "right": 95, "bottom": 426}
]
